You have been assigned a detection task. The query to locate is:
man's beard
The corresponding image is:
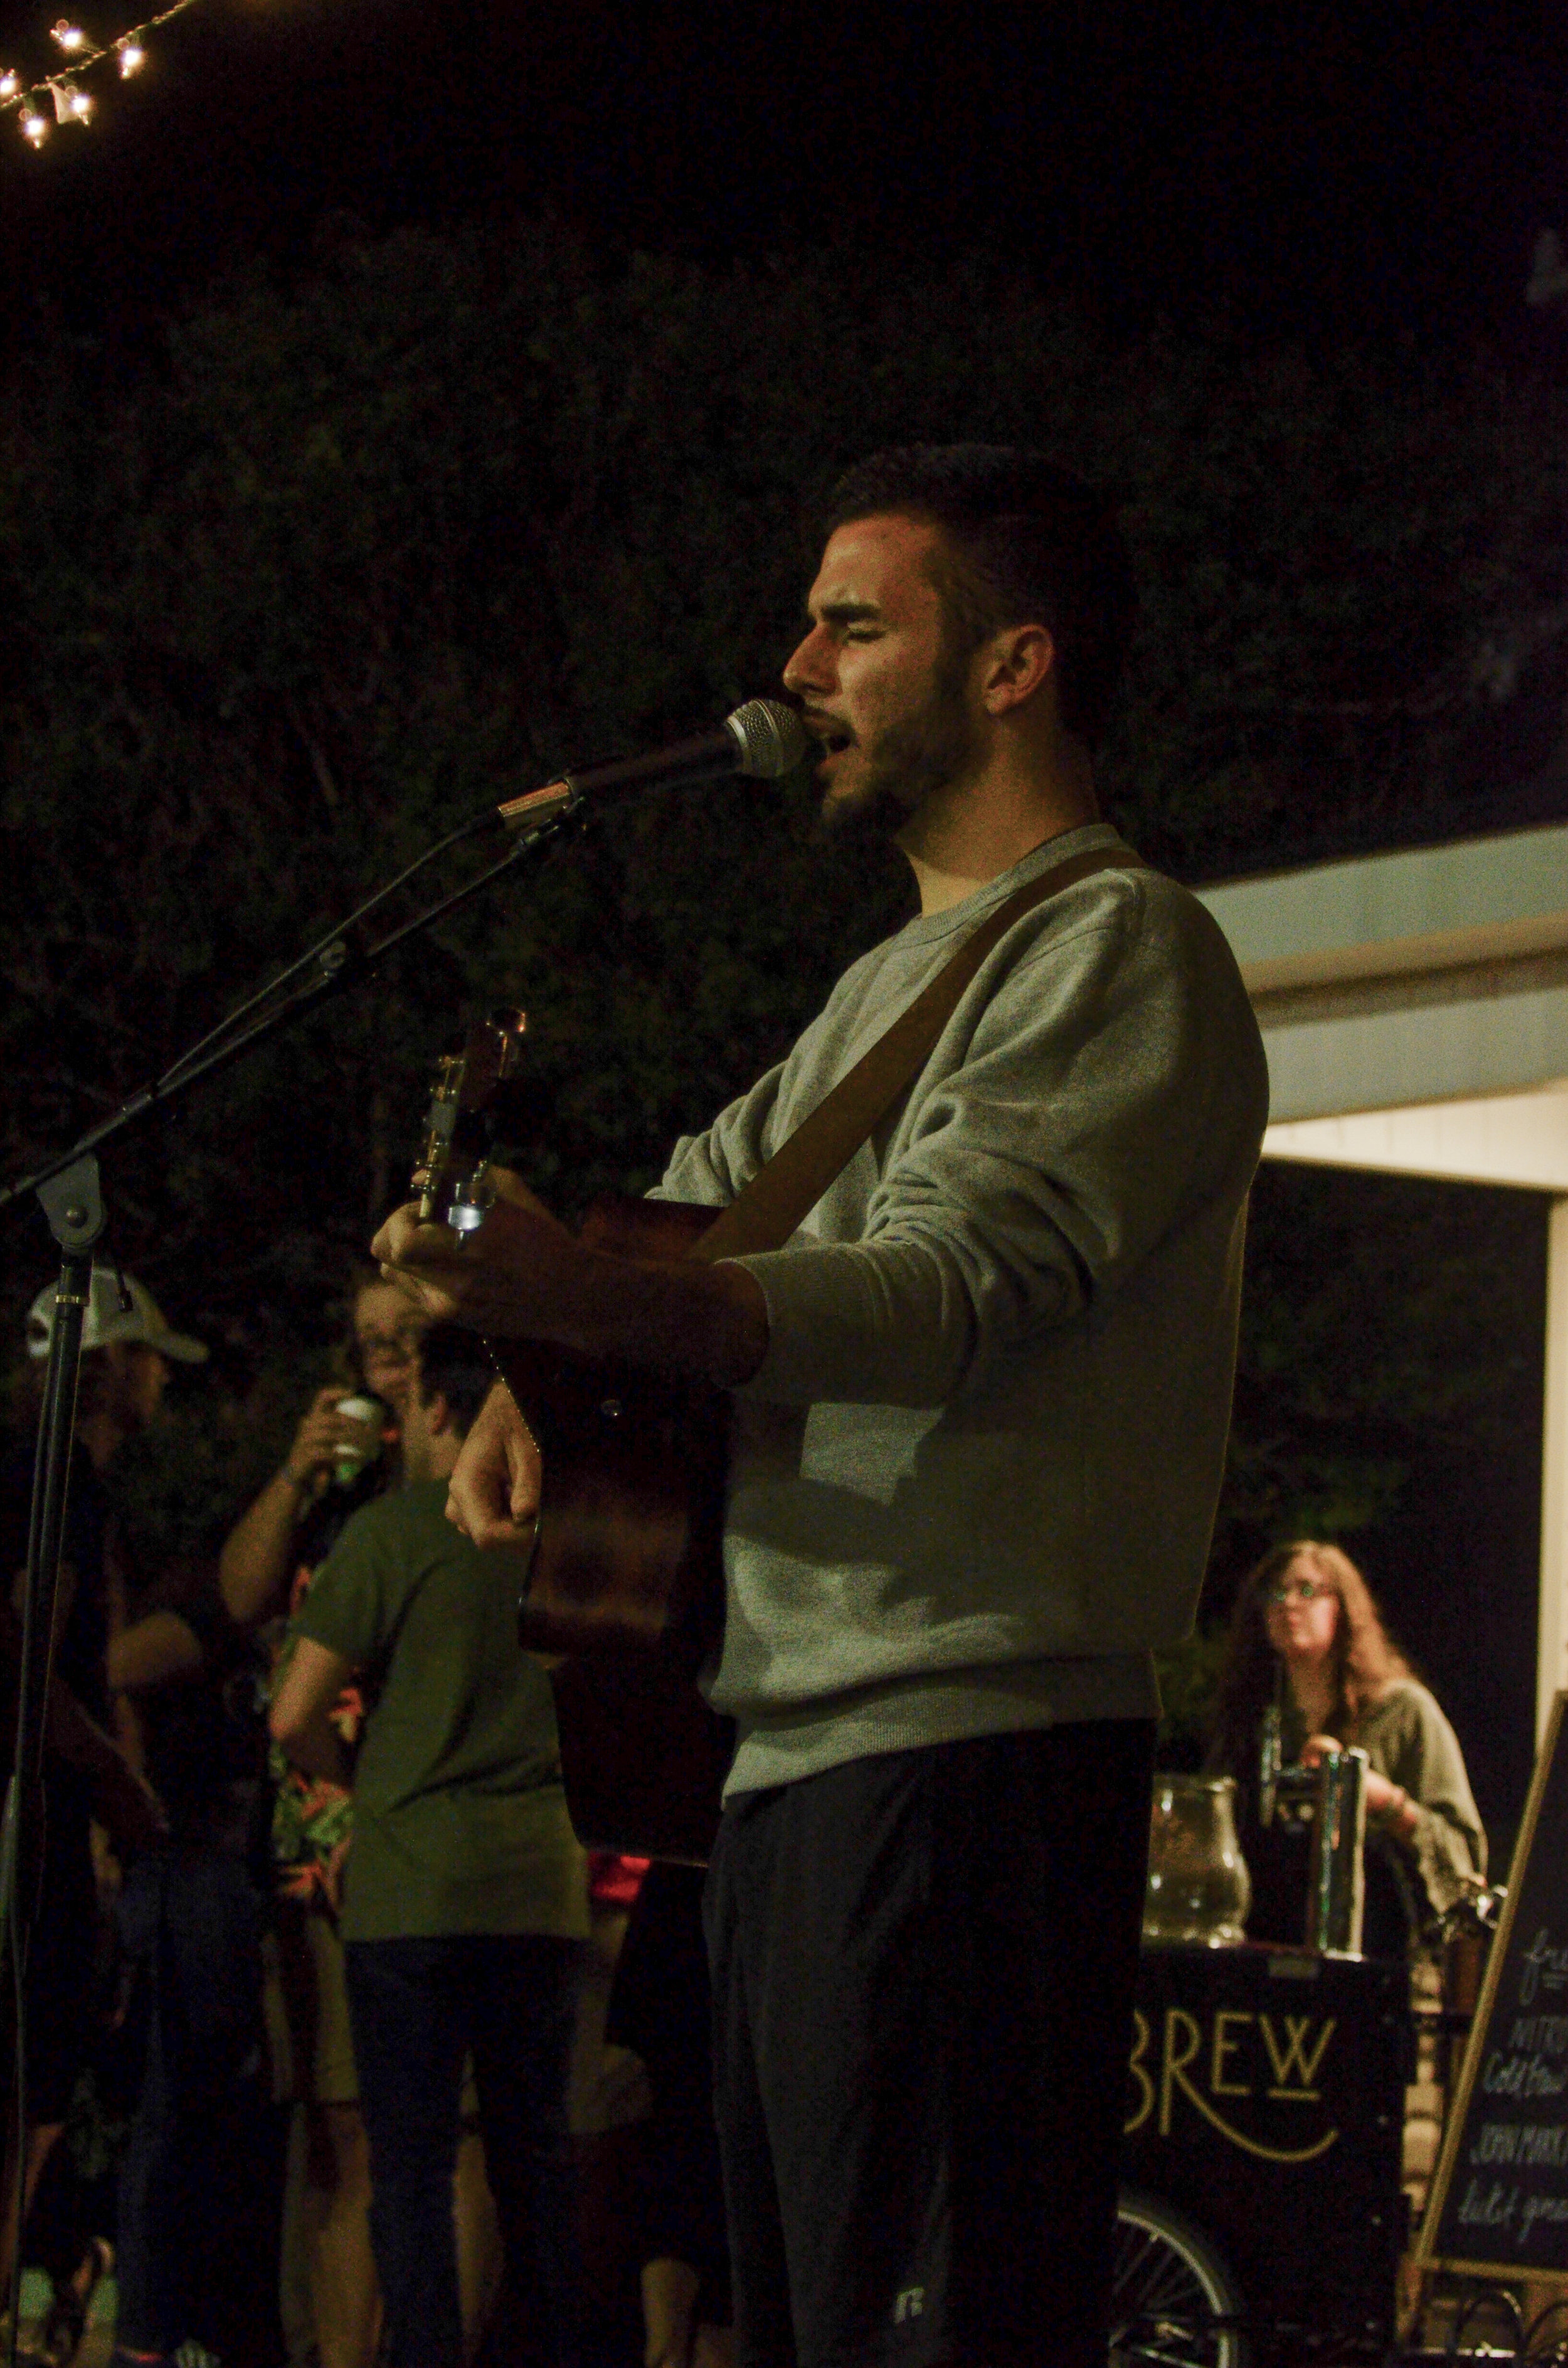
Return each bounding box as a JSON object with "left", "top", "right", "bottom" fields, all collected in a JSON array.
[{"left": 815, "top": 644, "right": 977, "bottom": 848}]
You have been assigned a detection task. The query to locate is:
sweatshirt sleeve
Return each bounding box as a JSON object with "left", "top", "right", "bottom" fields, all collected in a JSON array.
[
  {"left": 1366, "top": 1683, "right": 1487, "bottom": 1922},
  {"left": 654, "top": 1059, "right": 789, "bottom": 1208},
  {"left": 726, "top": 881, "right": 1264, "bottom": 1408}
]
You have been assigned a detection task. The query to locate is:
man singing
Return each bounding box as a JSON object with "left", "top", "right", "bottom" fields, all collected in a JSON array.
[{"left": 374, "top": 445, "right": 1269, "bottom": 2368}]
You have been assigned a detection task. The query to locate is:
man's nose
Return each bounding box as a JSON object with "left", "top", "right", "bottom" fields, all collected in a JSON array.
[{"left": 783, "top": 627, "right": 835, "bottom": 697}]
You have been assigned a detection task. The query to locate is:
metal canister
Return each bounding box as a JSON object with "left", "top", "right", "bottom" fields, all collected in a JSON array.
[{"left": 1303, "top": 1743, "right": 1369, "bottom": 1955}]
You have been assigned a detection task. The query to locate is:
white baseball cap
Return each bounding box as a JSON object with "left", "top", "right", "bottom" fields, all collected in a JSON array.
[{"left": 27, "top": 1266, "right": 208, "bottom": 1365}]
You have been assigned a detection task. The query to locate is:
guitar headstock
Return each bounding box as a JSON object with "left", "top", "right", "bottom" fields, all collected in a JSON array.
[{"left": 411, "top": 1008, "right": 528, "bottom": 1233}]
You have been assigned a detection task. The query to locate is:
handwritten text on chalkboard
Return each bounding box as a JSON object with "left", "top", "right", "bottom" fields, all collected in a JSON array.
[{"left": 1421, "top": 1697, "right": 1568, "bottom": 2277}]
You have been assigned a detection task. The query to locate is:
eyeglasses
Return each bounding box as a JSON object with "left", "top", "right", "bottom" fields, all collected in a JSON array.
[{"left": 1267, "top": 1576, "right": 1328, "bottom": 1605}]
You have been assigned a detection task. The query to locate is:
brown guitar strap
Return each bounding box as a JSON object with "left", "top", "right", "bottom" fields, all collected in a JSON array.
[{"left": 690, "top": 841, "right": 1147, "bottom": 1263}]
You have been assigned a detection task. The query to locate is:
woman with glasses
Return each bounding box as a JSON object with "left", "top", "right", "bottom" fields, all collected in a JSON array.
[
  {"left": 1206, "top": 1541, "right": 1485, "bottom": 1954},
  {"left": 219, "top": 1272, "right": 428, "bottom": 2368}
]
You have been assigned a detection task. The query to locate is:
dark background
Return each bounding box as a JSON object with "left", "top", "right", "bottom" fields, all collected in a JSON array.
[
  {"left": 1, "top": 0, "right": 1564, "bottom": 1851},
  {"left": 2, "top": 1, "right": 1564, "bottom": 350}
]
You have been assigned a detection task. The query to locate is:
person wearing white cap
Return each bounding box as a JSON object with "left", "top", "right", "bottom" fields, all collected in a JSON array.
[
  {"left": 26, "top": 1266, "right": 290, "bottom": 2368},
  {"left": 1, "top": 1266, "right": 199, "bottom": 2356},
  {"left": 26, "top": 1265, "right": 207, "bottom": 1464}
]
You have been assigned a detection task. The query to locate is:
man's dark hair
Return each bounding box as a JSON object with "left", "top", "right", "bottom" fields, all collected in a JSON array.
[
  {"left": 822, "top": 444, "right": 1136, "bottom": 746},
  {"left": 413, "top": 1324, "right": 495, "bottom": 1438}
]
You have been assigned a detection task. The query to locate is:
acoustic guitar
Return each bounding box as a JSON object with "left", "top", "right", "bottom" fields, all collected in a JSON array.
[{"left": 411, "top": 1010, "right": 733, "bottom": 1862}]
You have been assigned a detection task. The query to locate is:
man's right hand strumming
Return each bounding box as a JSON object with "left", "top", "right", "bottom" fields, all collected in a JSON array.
[{"left": 444, "top": 1380, "right": 541, "bottom": 1549}]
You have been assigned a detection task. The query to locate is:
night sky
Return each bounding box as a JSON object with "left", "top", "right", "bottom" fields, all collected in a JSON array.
[{"left": 1, "top": 0, "right": 1564, "bottom": 352}]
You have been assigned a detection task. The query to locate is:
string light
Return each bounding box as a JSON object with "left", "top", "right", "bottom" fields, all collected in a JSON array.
[{"left": 3, "top": 0, "right": 205, "bottom": 146}]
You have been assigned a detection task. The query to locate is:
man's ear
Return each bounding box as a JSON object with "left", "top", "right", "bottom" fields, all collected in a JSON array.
[
  {"left": 422, "top": 1389, "right": 456, "bottom": 1436},
  {"left": 979, "top": 623, "right": 1056, "bottom": 714}
]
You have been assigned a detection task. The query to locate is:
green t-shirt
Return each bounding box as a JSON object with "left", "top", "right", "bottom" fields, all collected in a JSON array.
[{"left": 292, "top": 1481, "right": 588, "bottom": 1944}]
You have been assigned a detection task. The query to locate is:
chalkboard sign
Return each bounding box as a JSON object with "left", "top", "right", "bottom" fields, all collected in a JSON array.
[{"left": 1418, "top": 1689, "right": 1568, "bottom": 2276}]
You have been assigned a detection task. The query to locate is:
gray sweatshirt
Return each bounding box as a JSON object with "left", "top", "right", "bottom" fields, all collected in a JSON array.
[{"left": 657, "top": 823, "right": 1269, "bottom": 1794}]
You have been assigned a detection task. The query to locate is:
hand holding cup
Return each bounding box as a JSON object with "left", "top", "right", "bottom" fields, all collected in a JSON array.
[{"left": 285, "top": 1388, "right": 384, "bottom": 1492}]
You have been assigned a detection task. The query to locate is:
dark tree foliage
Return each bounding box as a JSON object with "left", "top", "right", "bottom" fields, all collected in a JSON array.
[{"left": 0, "top": 222, "right": 1559, "bottom": 1670}]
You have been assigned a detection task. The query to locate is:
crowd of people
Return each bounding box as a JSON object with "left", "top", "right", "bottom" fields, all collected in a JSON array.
[{"left": 0, "top": 1263, "right": 728, "bottom": 2368}]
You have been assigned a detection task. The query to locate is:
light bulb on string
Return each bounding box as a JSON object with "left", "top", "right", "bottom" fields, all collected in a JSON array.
[{"left": 9, "top": 0, "right": 208, "bottom": 154}]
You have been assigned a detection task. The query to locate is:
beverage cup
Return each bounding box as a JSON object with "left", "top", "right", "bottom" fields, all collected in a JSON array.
[{"left": 333, "top": 1394, "right": 384, "bottom": 1487}]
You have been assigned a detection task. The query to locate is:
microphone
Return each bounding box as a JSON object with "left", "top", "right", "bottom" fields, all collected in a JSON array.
[{"left": 497, "top": 698, "right": 808, "bottom": 832}]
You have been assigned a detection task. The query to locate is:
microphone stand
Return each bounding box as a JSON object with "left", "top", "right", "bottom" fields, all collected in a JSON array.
[
  {"left": 0, "top": 794, "right": 585, "bottom": 2051},
  {"left": 1259, "top": 1659, "right": 1286, "bottom": 1827}
]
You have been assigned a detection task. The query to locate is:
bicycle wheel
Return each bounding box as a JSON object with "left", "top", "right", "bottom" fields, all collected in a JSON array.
[{"left": 1110, "top": 2187, "right": 1249, "bottom": 2368}]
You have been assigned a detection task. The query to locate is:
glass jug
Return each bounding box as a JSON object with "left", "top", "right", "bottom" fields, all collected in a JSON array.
[{"left": 1143, "top": 1773, "right": 1251, "bottom": 1946}]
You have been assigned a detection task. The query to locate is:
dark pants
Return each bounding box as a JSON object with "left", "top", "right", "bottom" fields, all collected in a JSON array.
[
  {"left": 607, "top": 1862, "right": 730, "bottom": 2317},
  {"left": 344, "top": 1932, "right": 584, "bottom": 2368},
  {"left": 115, "top": 1845, "right": 280, "bottom": 2363},
  {"left": 705, "top": 1722, "right": 1157, "bottom": 2368}
]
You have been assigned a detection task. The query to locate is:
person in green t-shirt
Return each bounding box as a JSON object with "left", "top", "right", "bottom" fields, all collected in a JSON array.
[{"left": 270, "top": 1325, "right": 589, "bottom": 2368}]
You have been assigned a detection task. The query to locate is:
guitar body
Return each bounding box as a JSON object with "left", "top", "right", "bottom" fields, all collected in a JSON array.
[{"left": 495, "top": 1196, "right": 733, "bottom": 1861}]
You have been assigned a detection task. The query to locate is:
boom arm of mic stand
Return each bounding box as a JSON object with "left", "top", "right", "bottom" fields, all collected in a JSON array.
[{"left": 0, "top": 802, "right": 584, "bottom": 1218}]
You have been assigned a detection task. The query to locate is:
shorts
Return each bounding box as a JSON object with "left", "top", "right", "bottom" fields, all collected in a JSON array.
[{"left": 704, "top": 1721, "right": 1156, "bottom": 2368}]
